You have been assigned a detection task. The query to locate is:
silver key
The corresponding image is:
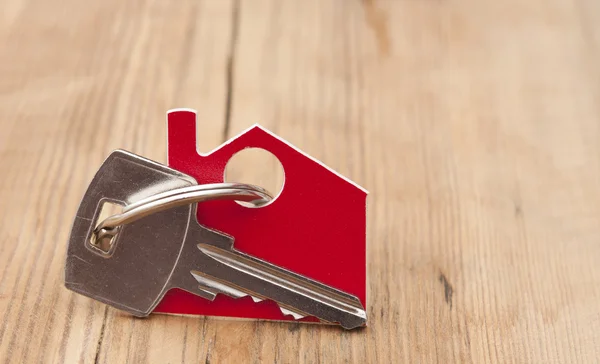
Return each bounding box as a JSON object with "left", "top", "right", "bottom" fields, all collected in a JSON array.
[{"left": 65, "top": 150, "right": 367, "bottom": 329}]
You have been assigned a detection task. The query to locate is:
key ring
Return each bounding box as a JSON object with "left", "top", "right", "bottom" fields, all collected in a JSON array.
[{"left": 93, "top": 183, "right": 273, "bottom": 243}]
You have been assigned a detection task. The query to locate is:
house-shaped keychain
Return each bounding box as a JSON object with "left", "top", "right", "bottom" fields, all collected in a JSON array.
[{"left": 155, "top": 109, "right": 368, "bottom": 325}]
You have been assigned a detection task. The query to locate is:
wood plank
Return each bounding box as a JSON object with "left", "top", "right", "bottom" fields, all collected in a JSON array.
[
  {"left": 0, "top": 0, "right": 231, "bottom": 362},
  {"left": 1, "top": 0, "right": 599, "bottom": 362},
  {"left": 226, "top": 0, "right": 600, "bottom": 362}
]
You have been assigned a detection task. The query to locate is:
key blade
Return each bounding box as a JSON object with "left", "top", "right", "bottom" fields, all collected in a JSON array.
[{"left": 189, "top": 230, "right": 367, "bottom": 329}]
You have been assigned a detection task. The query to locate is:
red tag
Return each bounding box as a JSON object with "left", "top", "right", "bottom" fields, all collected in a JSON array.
[{"left": 154, "top": 109, "right": 367, "bottom": 324}]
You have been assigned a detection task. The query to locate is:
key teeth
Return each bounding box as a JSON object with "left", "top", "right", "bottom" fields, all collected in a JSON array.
[
  {"left": 191, "top": 271, "right": 246, "bottom": 299},
  {"left": 279, "top": 307, "right": 306, "bottom": 320},
  {"left": 192, "top": 271, "right": 308, "bottom": 319}
]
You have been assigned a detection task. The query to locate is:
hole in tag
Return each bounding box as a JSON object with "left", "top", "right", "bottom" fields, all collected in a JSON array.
[
  {"left": 90, "top": 200, "right": 124, "bottom": 253},
  {"left": 224, "top": 148, "right": 284, "bottom": 208}
]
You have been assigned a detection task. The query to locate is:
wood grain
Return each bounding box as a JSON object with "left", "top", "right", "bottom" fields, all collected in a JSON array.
[{"left": 1, "top": 0, "right": 600, "bottom": 362}]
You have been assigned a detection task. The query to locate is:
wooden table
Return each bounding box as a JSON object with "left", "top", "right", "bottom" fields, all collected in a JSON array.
[{"left": 1, "top": 0, "right": 600, "bottom": 362}]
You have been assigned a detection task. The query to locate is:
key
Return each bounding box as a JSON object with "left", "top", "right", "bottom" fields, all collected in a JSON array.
[{"left": 65, "top": 150, "right": 367, "bottom": 329}]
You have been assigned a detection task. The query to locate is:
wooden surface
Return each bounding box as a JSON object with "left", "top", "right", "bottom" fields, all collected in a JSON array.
[{"left": 1, "top": 0, "right": 600, "bottom": 362}]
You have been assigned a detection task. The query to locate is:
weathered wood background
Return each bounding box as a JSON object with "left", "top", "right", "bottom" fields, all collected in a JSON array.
[{"left": 1, "top": 0, "right": 600, "bottom": 362}]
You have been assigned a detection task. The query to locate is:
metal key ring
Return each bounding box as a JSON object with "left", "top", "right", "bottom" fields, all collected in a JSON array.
[{"left": 93, "top": 183, "right": 273, "bottom": 242}]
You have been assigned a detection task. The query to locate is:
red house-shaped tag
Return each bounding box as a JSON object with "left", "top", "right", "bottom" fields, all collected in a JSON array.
[{"left": 154, "top": 109, "right": 367, "bottom": 325}]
